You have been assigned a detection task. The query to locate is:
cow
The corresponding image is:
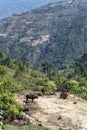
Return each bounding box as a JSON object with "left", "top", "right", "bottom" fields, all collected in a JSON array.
[
  {"left": 60, "top": 92, "right": 70, "bottom": 99},
  {"left": 26, "top": 94, "right": 38, "bottom": 102},
  {"left": 41, "top": 88, "right": 45, "bottom": 96}
]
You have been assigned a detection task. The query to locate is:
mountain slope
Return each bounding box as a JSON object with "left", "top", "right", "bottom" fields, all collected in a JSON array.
[
  {"left": 0, "top": 0, "right": 87, "bottom": 68},
  {"left": 0, "top": 0, "right": 64, "bottom": 19}
]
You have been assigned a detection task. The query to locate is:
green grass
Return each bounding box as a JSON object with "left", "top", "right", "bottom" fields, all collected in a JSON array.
[{"left": 5, "top": 125, "right": 45, "bottom": 130}]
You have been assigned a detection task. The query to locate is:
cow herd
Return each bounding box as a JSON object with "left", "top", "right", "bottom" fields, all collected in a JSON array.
[
  {"left": 23, "top": 90, "right": 70, "bottom": 114},
  {"left": 25, "top": 90, "right": 70, "bottom": 102}
]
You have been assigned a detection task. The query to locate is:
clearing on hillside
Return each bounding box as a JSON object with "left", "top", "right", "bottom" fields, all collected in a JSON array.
[{"left": 15, "top": 93, "right": 87, "bottom": 130}]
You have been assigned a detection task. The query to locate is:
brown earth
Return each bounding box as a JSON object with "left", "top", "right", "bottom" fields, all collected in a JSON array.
[{"left": 15, "top": 92, "right": 87, "bottom": 130}]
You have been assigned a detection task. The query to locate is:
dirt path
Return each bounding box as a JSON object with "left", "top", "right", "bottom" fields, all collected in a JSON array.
[{"left": 15, "top": 93, "right": 87, "bottom": 130}]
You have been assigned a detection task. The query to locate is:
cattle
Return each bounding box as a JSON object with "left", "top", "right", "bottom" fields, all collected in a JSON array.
[
  {"left": 41, "top": 88, "right": 45, "bottom": 96},
  {"left": 60, "top": 92, "right": 70, "bottom": 99},
  {"left": 59, "top": 88, "right": 70, "bottom": 99},
  {"left": 26, "top": 94, "right": 38, "bottom": 102}
]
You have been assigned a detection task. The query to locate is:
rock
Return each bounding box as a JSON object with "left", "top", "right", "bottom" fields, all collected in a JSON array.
[
  {"left": 73, "top": 101, "right": 77, "bottom": 104},
  {"left": 57, "top": 116, "right": 62, "bottom": 120},
  {"left": 38, "top": 123, "right": 43, "bottom": 127},
  {"left": 59, "top": 128, "right": 63, "bottom": 130}
]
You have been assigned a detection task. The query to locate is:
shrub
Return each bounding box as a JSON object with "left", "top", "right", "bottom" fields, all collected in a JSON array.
[
  {"left": 0, "top": 93, "right": 23, "bottom": 120},
  {"left": 43, "top": 81, "right": 57, "bottom": 92},
  {"left": 0, "top": 122, "right": 4, "bottom": 130}
]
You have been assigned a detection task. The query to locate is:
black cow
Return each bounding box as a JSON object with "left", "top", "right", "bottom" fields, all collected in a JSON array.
[{"left": 26, "top": 94, "right": 38, "bottom": 102}]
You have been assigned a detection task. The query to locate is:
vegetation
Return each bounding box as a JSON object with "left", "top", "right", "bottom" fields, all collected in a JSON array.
[
  {"left": 0, "top": 50, "right": 87, "bottom": 129},
  {"left": 0, "top": 122, "right": 4, "bottom": 130},
  {"left": 0, "top": 52, "right": 58, "bottom": 125},
  {"left": 0, "top": 1, "right": 87, "bottom": 128},
  {"left": 0, "top": 51, "right": 87, "bottom": 100},
  {"left": 0, "top": 0, "right": 87, "bottom": 68},
  {"left": 5, "top": 125, "right": 47, "bottom": 130},
  {"left": 0, "top": 93, "right": 23, "bottom": 120}
]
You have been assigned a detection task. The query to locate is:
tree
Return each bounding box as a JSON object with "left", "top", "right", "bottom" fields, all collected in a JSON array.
[
  {"left": 0, "top": 51, "right": 5, "bottom": 62},
  {"left": 62, "top": 80, "right": 79, "bottom": 99},
  {"left": 41, "top": 61, "right": 53, "bottom": 78},
  {"left": 0, "top": 65, "right": 6, "bottom": 77},
  {"left": 42, "top": 80, "right": 56, "bottom": 92},
  {"left": 14, "top": 69, "right": 22, "bottom": 84},
  {"left": 14, "top": 61, "right": 29, "bottom": 84},
  {"left": 2, "top": 56, "right": 15, "bottom": 69}
]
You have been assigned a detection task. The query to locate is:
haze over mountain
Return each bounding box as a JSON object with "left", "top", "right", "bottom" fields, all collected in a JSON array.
[
  {"left": 0, "top": 0, "right": 65, "bottom": 19},
  {"left": 0, "top": 0, "right": 87, "bottom": 69}
]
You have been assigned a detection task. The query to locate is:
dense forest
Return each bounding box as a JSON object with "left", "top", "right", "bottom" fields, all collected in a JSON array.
[{"left": 0, "top": 0, "right": 87, "bottom": 68}]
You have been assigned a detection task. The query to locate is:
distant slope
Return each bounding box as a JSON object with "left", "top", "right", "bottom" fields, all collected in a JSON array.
[
  {"left": 0, "top": 0, "right": 87, "bottom": 68},
  {"left": 0, "top": 0, "right": 64, "bottom": 19}
]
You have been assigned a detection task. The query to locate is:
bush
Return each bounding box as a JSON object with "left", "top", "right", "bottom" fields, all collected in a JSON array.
[
  {"left": 62, "top": 80, "right": 79, "bottom": 91},
  {"left": 43, "top": 81, "right": 57, "bottom": 92},
  {"left": 0, "top": 65, "right": 6, "bottom": 76},
  {"left": 0, "top": 122, "right": 4, "bottom": 130},
  {"left": 0, "top": 93, "right": 23, "bottom": 120}
]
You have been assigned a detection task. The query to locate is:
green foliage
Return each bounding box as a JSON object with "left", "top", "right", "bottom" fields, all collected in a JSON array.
[
  {"left": 0, "top": 51, "right": 87, "bottom": 101},
  {"left": 61, "top": 77, "right": 87, "bottom": 100},
  {"left": 0, "top": 80, "right": 20, "bottom": 93},
  {"left": 18, "top": 62, "right": 29, "bottom": 73},
  {"left": 74, "top": 53, "right": 87, "bottom": 77},
  {"left": 0, "top": 1, "right": 87, "bottom": 69},
  {"left": 0, "top": 93, "right": 23, "bottom": 120},
  {"left": 62, "top": 80, "right": 79, "bottom": 91},
  {"left": 42, "top": 80, "right": 56, "bottom": 92},
  {"left": 41, "top": 61, "right": 53, "bottom": 78},
  {"left": 37, "top": 83, "right": 56, "bottom": 92},
  {"left": 0, "top": 51, "right": 5, "bottom": 62},
  {"left": 0, "top": 122, "right": 4, "bottom": 130},
  {"left": 5, "top": 125, "right": 47, "bottom": 130},
  {"left": 14, "top": 69, "right": 23, "bottom": 84},
  {"left": 0, "top": 65, "right": 6, "bottom": 76}
]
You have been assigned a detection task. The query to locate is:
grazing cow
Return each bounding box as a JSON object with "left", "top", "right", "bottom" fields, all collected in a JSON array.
[
  {"left": 60, "top": 92, "right": 70, "bottom": 99},
  {"left": 26, "top": 94, "right": 38, "bottom": 102},
  {"left": 41, "top": 88, "right": 45, "bottom": 96},
  {"left": 59, "top": 88, "right": 70, "bottom": 99}
]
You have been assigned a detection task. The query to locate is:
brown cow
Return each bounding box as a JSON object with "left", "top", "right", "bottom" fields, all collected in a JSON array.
[{"left": 60, "top": 92, "right": 70, "bottom": 99}]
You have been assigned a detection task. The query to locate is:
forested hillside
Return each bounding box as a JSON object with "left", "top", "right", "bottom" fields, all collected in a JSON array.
[
  {"left": 0, "top": 0, "right": 64, "bottom": 19},
  {"left": 1, "top": 1, "right": 87, "bottom": 128},
  {"left": 0, "top": 50, "right": 87, "bottom": 100},
  {"left": 0, "top": 0, "right": 87, "bottom": 68},
  {"left": 0, "top": 0, "right": 87, "bottom": 69},
  {"left": 0, "top": 50, "right": 87, "bottom": 129}
]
